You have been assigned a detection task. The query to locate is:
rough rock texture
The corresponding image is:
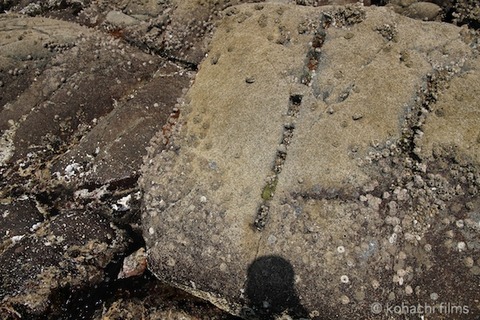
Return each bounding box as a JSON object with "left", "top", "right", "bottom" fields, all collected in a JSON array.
[
  {"left": 451, "top": 0, "right": 480, "bottom": 28},
  {"left": 0, "top": 0, "right": 269, "bottom": 318},
  {"left": 1, "top": 2, "right": 225, "bottom": 320},
  {"left": 1, "top": 0, "right": 480, "bottom": 319},
  {"left": 142, "top": 3, "right": 480, "bottom": 319},
  {"left": 0, "top": 10, "right": 214, "bottom": 320},
  {"left": 0, "top": 210, "right": 127, "bottom": 316}
]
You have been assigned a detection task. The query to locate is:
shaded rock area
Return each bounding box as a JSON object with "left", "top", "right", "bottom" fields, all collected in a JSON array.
[
  {"left": 142, "top": 2, "right": 480, "bottom": 320},
  {"left": 0, "top": 1, "right": 237, "bottom": 319},
  {"left": 0, "top": 0, "right": 480, "bottom": 320}
]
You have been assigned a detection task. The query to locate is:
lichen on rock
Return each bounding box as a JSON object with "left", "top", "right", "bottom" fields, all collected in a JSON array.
[{"left": 141, "top": 3, "right": 480, "bottom": 319}]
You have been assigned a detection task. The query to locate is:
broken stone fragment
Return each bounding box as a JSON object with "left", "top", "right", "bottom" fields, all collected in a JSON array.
[{"left": 118, "top": 247, "right": 147, "bottom": 279}]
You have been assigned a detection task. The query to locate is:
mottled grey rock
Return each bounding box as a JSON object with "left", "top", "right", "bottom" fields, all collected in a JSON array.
[
  {"left": 452, "top": 0, "right": 480, "bottom": 28},
  {"left": 50, "top": 61, "right": 192, "bottom": 185},
  {"left": 0, "top": 210, "right": 127, "bottom": 316},
  {"left": 0, "top": 199, "right": 44, "bottom": 246},
  {"left": 1, "top": 0, "right": 480, "bottom": 319},
  {"left": 0, "top": 13, "right": 192, "bottom": 319},
  {"left": 124, "top": 0, "right": 164, "bottom": 17},
  {"left": 0, "top": 14, "right": 86, "bottom": 126},
  {"left": 295, "top": 0, "right": 371, "bottom": 6},
  {"left": 142, "top": 3, "right": 480, "bottom": 319},
  {"left": 0, "top": 14, "right": 188, "bottom": 185},
  {"left": 402, "top": 1, "right": 442, "bottom": 21},
  {"left": 386, "top": 0, "right": 443, "bottom": 21},
  {"left": 106, "top": 10, "right": 139, "bottom": 27}
]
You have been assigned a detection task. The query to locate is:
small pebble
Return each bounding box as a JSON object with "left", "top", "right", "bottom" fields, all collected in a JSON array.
[
  {"left": 405, "top": 285, "right": 413, "bottom": 295},
  {"left": 340, "top": 295, "right": 350, "bottom": 305},
  {"left": 352, "top": 113, "right": 363, "bottom": 120},
  {"left": 245, "top": 76, "right": 255, "bottom": 84},
  {"left": 464, "top": 257, "right": 474, "bottom": 268}
]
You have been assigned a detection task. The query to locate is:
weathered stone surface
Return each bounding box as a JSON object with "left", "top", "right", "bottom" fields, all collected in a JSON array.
[
  {"left": 1, "top": 0, "right": 480, "bottom": 319},
  {"left": 0, "top": 14, "right": 86, "bottom": 128},
  {"left": 142, "top": 3, "right": 480, "bottom": 319},
  {"left": 0, "top": 199, "right": 44, "bottom": 245},
  {"left": 0, "top": 210, "right": 127, "bottom": 317},
  {"left": 0, "top": 13, "right": 194, "bottom": 191},
  {"left": 402, "top": 2, "right": 442, "bottom": 21},
  {"left": 0, "top": 12, "right": 195, "bottom": 319},
  {"left": 451, "top": 0, "right": 480, "bottom": 28},
  {"left": 420, "top": 57, "right": 480, "bottom": 163},
  {"left": 106, "top": 10, "right": 140, "bottom": 26},
  {"left": 296, "top": 0, "right": 370, "bottom": 6},
  {"left": 95, "top": 277, "right": 238, "bottom": 320},
  {"left": 50, "top": 61, "right": 192, "bottom": 185}
]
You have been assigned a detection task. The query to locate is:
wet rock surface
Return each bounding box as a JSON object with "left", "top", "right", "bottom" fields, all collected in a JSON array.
[
  {"left": 1, "top": 0, "right": 480, "bottom": 319},
  {"left": 0, "top": 1, "right": 232, "bottom": 318}
]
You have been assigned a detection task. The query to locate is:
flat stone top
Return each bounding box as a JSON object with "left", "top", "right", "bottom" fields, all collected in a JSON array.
[{"left": 141, "top": 3, "right": 480, "bottom": 318}]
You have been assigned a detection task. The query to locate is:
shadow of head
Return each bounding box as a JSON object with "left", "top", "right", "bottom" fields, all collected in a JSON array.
[{"left": 243, "top": 255, "right": 309, "bottom": 319}]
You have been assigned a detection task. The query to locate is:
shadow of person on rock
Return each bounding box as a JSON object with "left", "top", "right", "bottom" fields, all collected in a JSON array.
[{"left": 242, "top": 255, "right": 310, "bottom": 320}]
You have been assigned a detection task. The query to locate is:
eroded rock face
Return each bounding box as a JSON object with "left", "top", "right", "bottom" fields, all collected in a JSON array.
[
  {"left": 0, "top": 210, "right": 127, "bottom": 316},
  {"left": 1, "top": 0, "right": 480, "bottom": 319},
  {"left": 141, "top": 3, "right": 480, "bottom": 319},
  {"left": 0, "top": 13, "right": 194, "bottom": 318}
]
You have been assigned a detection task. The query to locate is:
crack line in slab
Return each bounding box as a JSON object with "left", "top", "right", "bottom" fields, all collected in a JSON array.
[
  {"left": 399, "top": 66, "right": 461, "bottom": 167},
  {"left": 253, "top": 94, "right": 303, "bottom": 231},
  {"left": 252, "top": 14, "right": 332, "bottom": 231}
]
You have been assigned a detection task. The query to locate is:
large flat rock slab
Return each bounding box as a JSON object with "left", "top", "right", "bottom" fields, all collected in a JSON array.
[{"left": 141, "top": 3, "right": 480, "bottom": 319}]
